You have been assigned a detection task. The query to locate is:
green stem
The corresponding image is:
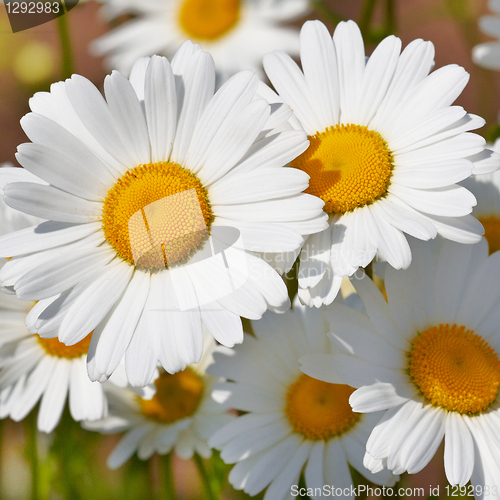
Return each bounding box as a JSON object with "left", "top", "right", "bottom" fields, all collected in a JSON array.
[
  {"left": 309, "top": 0, "right": 345, "bottom": 26},
  {"left": 284, "top": 255, "right": 299, "bottom": 304},
  {"left": 193, "top": 454, "right": 218, "bottom": 500},
  {"left": 25, "top": 413, "right": 39, "bottom": 500},
  {"left": 385, "top": 0, "right": 396, "bottom": 35},
  {"left": 358, "top": 0, "right": 378, "bottom": 38},
  {"left": 161, "top": 454, "right": 177, "bottom": 500},
  {"left": 56, "top": 1, "right": 74, "bottom": 79},
  {"left": 364, "top": 261, "right": 374, "bottom": 280}
]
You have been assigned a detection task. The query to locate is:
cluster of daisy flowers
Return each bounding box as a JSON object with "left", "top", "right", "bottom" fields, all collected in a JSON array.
[{"left": 2, "top": 2, "right": 500, "bottom": 498}]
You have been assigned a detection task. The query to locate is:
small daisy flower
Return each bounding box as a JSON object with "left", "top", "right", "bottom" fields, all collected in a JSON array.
[
  {"left": 208, "top": 302, "right": 397, "bottom": 499},
  {"left": 264, "top": 20, "right": 498, "bottom": 307},
  {"left": 473, "top": 0, "right": 500, "bottom": 70},
  {"left": 83, "top": 334, "right": 233, "bottom": 468},
  {"left": 0, "top": 44, "right": 326, "bottom": 387},
  {"left": 311, "top": 238, "right": 500, "bottom": 490},
  {"left": 462, "top": 139, "right": 500, "bottom": 253},
  {"left": 92, "top": 0, "right": 309, "bottom": 81},
  {"left": 0, "top": 193, "right": 107, "bottom": 433}
]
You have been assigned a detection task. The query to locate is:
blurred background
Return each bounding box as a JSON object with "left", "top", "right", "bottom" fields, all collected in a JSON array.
[{"left": 0, "top": 0, "right": 496, "bottom": 498}]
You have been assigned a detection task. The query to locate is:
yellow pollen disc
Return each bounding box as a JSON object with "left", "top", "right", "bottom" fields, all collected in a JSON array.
[
  {"left": 179, "top": 0, "right": 240, "bottom": 41},
  {"left": 285, "top": 374, "right": 360, "bottom": 440},
  {"left": 408, "top": 324, "right": 500, "bottom": 414},
  {"left": 291, "top": 124, "right": 394, "bottom": 215},
  {"left": 102, "top": 162, "right": 213, "bottom": 272},
  {"left": 37, "top": 333, "right": 92, "bottom": 359},
  {"left": 139, "top": 369, "right": 204, "bottom": 424},
  {"left": 478, "top": 216, "right": 500, "bottom": 254}
]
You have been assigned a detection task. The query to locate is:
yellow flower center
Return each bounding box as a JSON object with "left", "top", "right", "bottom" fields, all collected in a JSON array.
[
  {"left": 478, "top": 216, "right": 500, "bottom": 254},
  {"left": 179, "top": 0, "right": 240, "bottom": 41},
  {"left": 37, "top": 333, "right": 92, "bottom": 359},
  {"left": 102, "top": 162, "right": 213, "bottom": 272},
  {"left": 291, "top": 124, "right": 393, "bottom": 215},
  {"left": 139, "top": 369, "right": 204, "bottom": 424},
  {"left": 285, "top": 373, "right": 360, "bottom": 440},
  {"left": 408, "top": 324, "right": 500, "bottom": 414}
]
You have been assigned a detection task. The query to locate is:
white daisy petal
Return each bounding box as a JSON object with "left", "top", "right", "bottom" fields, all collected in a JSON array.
[
  {"left": 264, "top": 440, "right": 312, "bottom": 500},
  {"left": 332, "top": 20, "right": 365, "bottom": 125},
  {"left": 94, "top": 270, "right": 151, "bottom": 377},
  {"left": 200, "top": 304, "right": 243, "bottom": 347},
  {"left": 0, "top": 165, "right": 46, "bottom": 195},
  {"left": 300, "top": 20, "right": 340, "bottom": 129},
  {"left": 143, "top": 55, "right": 176, "bottom": 163},
  {"left": 187, "top": 70, "right": 259, "bottom": 172},
  {"left": 304, "top": 441, "right": 325, "bottom": 498},
  {"left": 197, "top": 99, "right": 271, "bottom": 186},
  {"left": 124, "top": 299, "right": 162, "bottom": 387},
  {"left": 244, "top": 435, "right": 302, "bottom": 497},
  {"left": 59, "top": 260, "right": 133, "bottom": 345},
  {"left": 107, "top": 427, "right": 151, "bottom": 469},
  {"left": 349, "top": 382, "right": 414, "bottom": 413},
  {"left": 170, "top": 44, "right": 215, "bottom": 165},
  {"left": 371, "top": 38, "right": 435, "bottom": 131},
  {"left": 299, "top": 353, "right": 343, "bottom": 384},
  {"left": 209, "top": 168, "right": 309, "bottom": 205},
  {"left": 65, "top": 75, "right": 135, "bottom": 171},
  {"left": 444, "top": 412, "right": 474, "bottom": 487},
  {"left": 391, "top": 184, "right": 476, "bottom": 217},
  {"left": 4, "top": 182, "right": 102, "bottom": 223},
  {"left": 104, "top": 70, "right": 151, "bottom": 165},
  {"left": 324, "top": 440, "right": 353, "bottom": 493},
  {"left": 20, "top": 113, "right": 116, "bottom": 192},
  {"left": 220, "top": 419, "right": 290, "bottom": 463},
  {"left": 14, "top": 246, "right": 115, "bottom": 301},
  {"left": 395, "top": 406, "right": 446, "bottom": 474},
  {"left": 342, "top": 434, "right": 397, "bottom": 486},
  {"left": 9, "top": 355, "right": 56, "bottom": 421},
  {"left": 0, "top": 221, "right": 101, "bottom": 259},
  {"left": 37, "top": 358, "right": 71, "bottom": 433},
  {"left": 358, "top": 35, "right": 401, "bottom": 125},
  {"left": 263, "top": 50, "right": 318, "bottom": 135},
  {"left": 392, "top": 158, "right": 473, "bottom": 189},
  {"left": 232, "top": 131, "right": 309, "bottom": 175},
  {"left": 69, "top": 358, "right": 107, "bottom": 421},
  {"left": 421, "top": 213, "right": 483, "bottom": 244}
]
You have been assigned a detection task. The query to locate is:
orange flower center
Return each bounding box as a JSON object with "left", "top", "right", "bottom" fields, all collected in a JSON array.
[
  {"left": 179, "top": 0, "right": 240, "bottom": 41},
  {"left": 139, "top": 369, "right": 204, "bottom": 424},
  {"left": 285, "top": 373, "right": 360, "bottom": 440},
  {"left": 291, "top": 124, "right": 393, "bottom": 215},
  {"left": 37, "top": 333, "right": 92, "bottom": 358},
  {"left": 102, "top": 162, "right": 213, "bottom": 272},
  {"left": 408, "top": 323, "right": 500, "bottom": 414}
]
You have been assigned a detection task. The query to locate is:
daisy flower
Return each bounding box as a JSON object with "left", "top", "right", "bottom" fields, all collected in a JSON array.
[
  {"left": 92, "top": 0, "right": 308, "bottom": 81},
  {"left": 472, "top": 0, "right": 500, "bottom": 70},
  {"left": 307, "top": 237, "right": 500, "bottom": 491},
  {"left": 263, "top": 20, "right": 498, "bottom": 307},
  {"left": 83, "top": 333, "right": 233, "bottom": 468},
  {"left": 0, "top": 43, "right": 327, "bottom": 387},
  {"left": 462, "top": 139, "right": 500, "bottom": 254},
  {"left": 0, "top": 190, "right": 107, "bottom": 433},
  {"left": 208, "top": 302, "right": 397, "bottom": 499}
]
